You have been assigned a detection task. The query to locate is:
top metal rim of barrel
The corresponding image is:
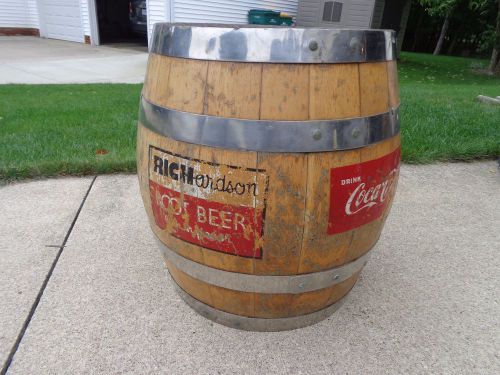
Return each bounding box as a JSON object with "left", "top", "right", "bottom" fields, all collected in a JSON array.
[{"left": 150, "top": 23, "right": 397, "bottom": 64}]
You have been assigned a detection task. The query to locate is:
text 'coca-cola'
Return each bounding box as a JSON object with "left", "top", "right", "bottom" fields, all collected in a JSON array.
[{"left": 328, "top": 148, "right": 401, "bottom": 235}]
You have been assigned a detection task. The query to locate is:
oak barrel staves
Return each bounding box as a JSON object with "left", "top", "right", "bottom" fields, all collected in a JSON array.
[{"left": 137, "top": 24, "right": 401, "bottom": 331}]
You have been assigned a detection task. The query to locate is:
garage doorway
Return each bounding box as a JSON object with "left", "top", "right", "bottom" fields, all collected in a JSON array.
[{"left": 93, "top": 0, "right": 147, "bottom": 48}]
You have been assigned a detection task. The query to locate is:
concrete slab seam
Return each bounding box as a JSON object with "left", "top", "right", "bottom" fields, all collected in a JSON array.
[{"left": 0, "top": 176, "right": 97, "bottom": 375}]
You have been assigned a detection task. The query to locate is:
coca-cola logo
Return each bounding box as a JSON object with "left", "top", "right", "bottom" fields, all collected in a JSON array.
[
  {"left": 328, "top": 148, "right": 400, "bottom": 235},
  {"left": 345, "top": 169, "right": 398, "bottom": 215}
]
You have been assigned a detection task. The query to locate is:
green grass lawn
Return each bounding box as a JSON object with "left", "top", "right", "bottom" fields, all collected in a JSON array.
[
  {"left": 399, "top": 52, "right": 499, "bottom": 163},
  {"left": 0, "top": 84, "right": 142, "bottom": 181},
  {"left": 0, "top": 52, "right": 499, "bottom": 181}
]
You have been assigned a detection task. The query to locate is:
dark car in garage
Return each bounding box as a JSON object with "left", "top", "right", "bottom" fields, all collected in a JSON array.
[{"left": 129, "top": 0, "right": 147, "bottom": 36}]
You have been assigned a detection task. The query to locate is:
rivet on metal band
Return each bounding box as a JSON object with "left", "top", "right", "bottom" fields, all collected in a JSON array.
[
  {"left": 150, "top": 23, "right": 396, "bottom": 63},
  {"left": 139, "top": 97, "right": 400, "bottom": 153},
  {"left": 173, "top": 281, "right": 347, "bottom": 332},
  {"left": 157, "top": 240, "right": 370, "bottom": 294}
]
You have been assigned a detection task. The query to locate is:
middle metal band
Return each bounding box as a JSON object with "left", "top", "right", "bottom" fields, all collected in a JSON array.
[
  {"left": 140, "top": 97, "right": 400, "bottom": 153},
  {"left": 157, "top": 240, "right": 370, "bottom": 294}
]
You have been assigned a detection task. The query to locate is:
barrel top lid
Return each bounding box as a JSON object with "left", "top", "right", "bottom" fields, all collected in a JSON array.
[{"left": 150, "top": 23, "right": 396, "bottom": 63}]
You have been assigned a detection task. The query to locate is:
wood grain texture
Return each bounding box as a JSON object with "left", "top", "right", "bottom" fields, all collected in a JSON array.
[
  {"left": 162, "top": 57, "right": 208, "bottom": 113},
  {"left": 205, "top": 62, "right": 262, "bottom": 119},
  {"left": 309, "top": 64, "right": 361, "bottom": 119},
  {"left": 167, "top": 260, "right": 214, "bottom": 306},
  {"left": 139, "top": 55, "right": 401, "bottom": 324},
  {"left": 260, "top": 64, "right": 309, "bottom": 120},
  {"left": 255, "top": 153, "right": 307, "bottom": 275},
  {"left": 195, "top": 144, "right": 259, "bottom": 274},
  {"left": 142, "top": 53, "right": 172, "bottom": 106},
  {"left": 253, "top": 293, "right": 293, "bottom": 318},
  {"left": 359, "top": 62, "right": 390, "bottom": 116},
  {"left": 288, "top": 272, "right": 359, "bottom": 317},
  {"left": 299, "top": 148, "right": 361, "bottom": 273},
  {"left": 387, "top": 60, "right": 400, "bottom": 108},
  {"left": 144, "top": 56, "right": 394, "bottom": 119},
  {"left": 169, "top": 262, "right": 360, "bottom": 318},
  {"left": 209, "top": 283, "right": 256, "bottom": 317},
  {"left": 197, "top": 63, "right": 261, "bottom": 274},
  {"left": 137, "top": 125, "right": 206, "bottom": 265},
  {"left": 142, "top": 53, "right": 162, "bottom": 101},
  {"left": 348, "top": 136, "right": 400, "bottom": 261}
]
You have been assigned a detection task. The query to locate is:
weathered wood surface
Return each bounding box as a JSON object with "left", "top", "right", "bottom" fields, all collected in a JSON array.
[{"left": 138, "top": 54, "right": 401, "bottom": 319}]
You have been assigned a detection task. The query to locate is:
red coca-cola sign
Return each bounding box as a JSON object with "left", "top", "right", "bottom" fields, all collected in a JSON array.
[{"left": 328, "top": 148, "right": 400, "bottom": 235}]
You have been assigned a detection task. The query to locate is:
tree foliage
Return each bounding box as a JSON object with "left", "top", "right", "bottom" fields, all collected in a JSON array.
[
  {"left": 406, "top": 0, "right": 500, "bottom": 70},
  {"left": 419, "top": 0, "right": 458, "bottom": 16},
  {"left": 488, "top": 0, "right": 500, "bottom": 73},
  {"left": 419, "top": 0, "right": 491, "bottom": 15}
]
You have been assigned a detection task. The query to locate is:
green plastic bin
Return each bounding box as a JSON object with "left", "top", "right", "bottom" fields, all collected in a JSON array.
[{"left": 248, "top": 9, "right": 293, "bottom": 26}]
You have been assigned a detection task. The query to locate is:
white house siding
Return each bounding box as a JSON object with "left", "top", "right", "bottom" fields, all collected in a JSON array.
[
  {"left": 80, "top": 0, "right": 90, "bottom": 36},
  {"left": 0, "top": 0, "right": 39, "bottom": 28},
  {"left": 28, "top": 0, "right": 40, "bottom": 28},
  {"left": 296, "top": 0, "right": 375, "bottom": 28},
  {"left": 296, "top": 0, "right": 322, "bottom": 26},
  {"left": 147, "top": 0, "right": 169, "bottom": 41},
  {"left": 256, "top": 0, "right": 298, "bottom": 15},
  {"left": 172, "top": 0, "right": 298, "bottom": 24},
  {"left": 342, "top": 0, "right": 375, "bottom": 28},
  {"left": 145, "top": 0, "right": 298, "bottom": 43}
]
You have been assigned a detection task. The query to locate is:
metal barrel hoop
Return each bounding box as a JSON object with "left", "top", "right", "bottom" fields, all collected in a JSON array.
[
  {"left": 173, "top": 281, "right": 348, "bottom": 332},
  {"left": 157, "top": 240, "right": 371, "bottom": 295},
  {"left": 140, "top": 97, "right": 400, "bottom": 153},
  {"left": 150, "top": 23, "right": 396, "bottom": 64}
]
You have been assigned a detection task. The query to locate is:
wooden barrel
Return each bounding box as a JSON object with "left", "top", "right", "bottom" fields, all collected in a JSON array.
[{"left": 137, "top": 24, "right": 401, "bottom": 331}]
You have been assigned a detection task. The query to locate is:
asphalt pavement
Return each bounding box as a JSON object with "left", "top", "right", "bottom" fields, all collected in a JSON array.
[{"left": 1, "top": 162, "right": 499, "bottom": 374}]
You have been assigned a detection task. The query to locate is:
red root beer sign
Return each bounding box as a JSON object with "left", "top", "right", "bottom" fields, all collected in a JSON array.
[
  {"left": 148, "top": 146, "right": 267, "bottom": 258},
  {"left": 328, "top": 148, "right": 401, "bottom": 234}
]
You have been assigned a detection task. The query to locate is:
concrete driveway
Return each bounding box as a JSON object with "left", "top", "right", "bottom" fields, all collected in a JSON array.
[
  {"left": 0, "top": 37, "right": 148, "bottom": 84},
  {"left": 0, "top": 162, "right": 499, "bottom": 374}
]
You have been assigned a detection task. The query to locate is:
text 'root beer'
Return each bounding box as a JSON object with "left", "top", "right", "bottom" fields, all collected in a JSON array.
[{"left": 148, "top": 146, "right": 268, "bottom": 258}]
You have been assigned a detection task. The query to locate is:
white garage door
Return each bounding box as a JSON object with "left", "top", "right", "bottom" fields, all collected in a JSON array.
[{"left": 39, "top": 0, "right": 84, "bottom": 43}]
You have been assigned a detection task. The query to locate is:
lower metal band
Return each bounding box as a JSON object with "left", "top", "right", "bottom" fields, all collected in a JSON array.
[
  {"left": 157, "top": 240, "right": 369, "bottom": 294},
  {"left": 173, "top": 282, "right": 346, "bottom": 332},
  {"left": 140, "top": 97, "right": 400, "bottom": 153}
]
